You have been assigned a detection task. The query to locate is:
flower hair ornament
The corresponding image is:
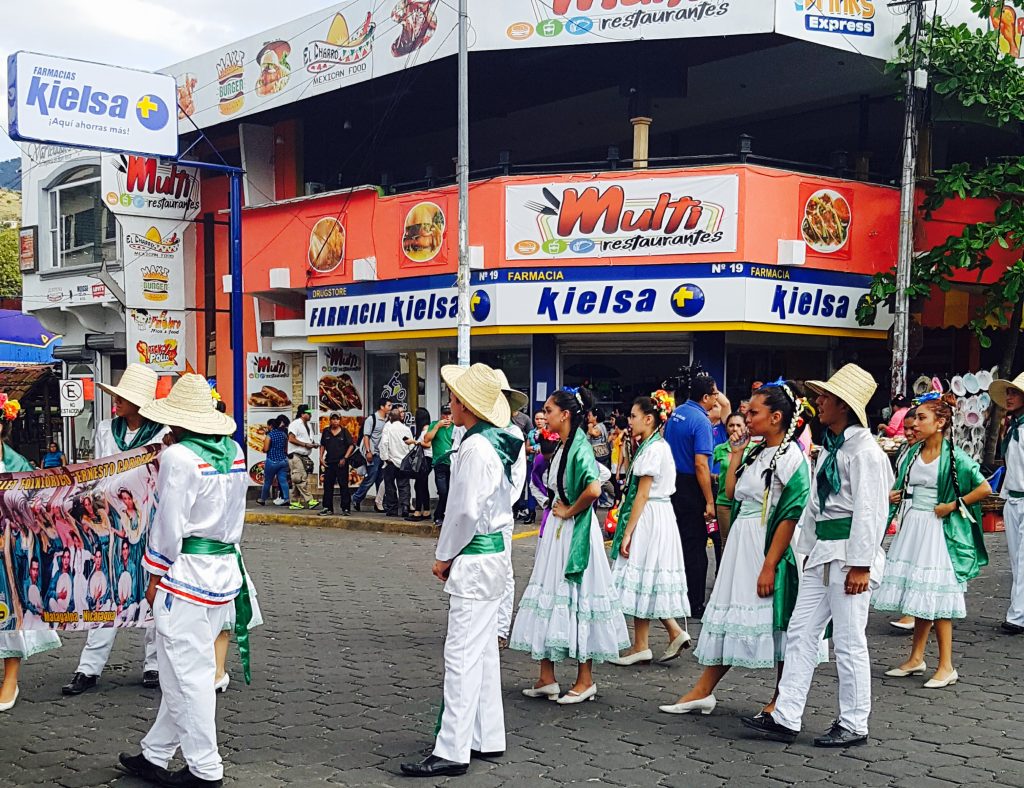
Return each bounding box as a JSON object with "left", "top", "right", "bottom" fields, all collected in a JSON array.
[
  {"left": 560, "top": 385, "right": 585, "bottom": 410},
  {"left": 539, "top": 428, "right": 561, "bottom": 443},
  {"left": 650, "top": 389, "right": 675, "bottom": 422},
  {"left": 0, "top": 393, "right": 20, "bottom": 422}
]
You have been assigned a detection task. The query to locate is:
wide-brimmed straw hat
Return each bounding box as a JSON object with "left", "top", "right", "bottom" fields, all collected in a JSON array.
[
  {"left": 139, "top": 374, "right": 236, "bottom": 435},
  {"left": 492, "top": 368, "right": 529, "bottom": 414},
  {"left": 96, "top": 364, "right": 159, "bottom": 408},
  {"left": 441, "top": 363, "right": 510, "bottom": 427},
  {"left": 805, "top": 363, "right": 876, "bottom": 428},
  {"left": 990, "top": 371, "right": 1024, "bottom": 409}
]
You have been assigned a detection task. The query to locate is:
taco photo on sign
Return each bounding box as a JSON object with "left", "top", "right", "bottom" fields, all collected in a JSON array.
[{"left": 402, "top": 201, "right": 445, "bottom": 262}]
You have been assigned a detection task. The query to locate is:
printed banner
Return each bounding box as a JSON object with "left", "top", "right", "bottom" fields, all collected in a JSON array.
[
  {"left": 101, "top": 154, "right": 201, "bottom": 221},
  {"left": 317, "top": 346, "right": 365, "bottom": 439},
  {"left": 0, "top": 445, "right": 161, "bottom": 632},
  {"left": 773, "top": 0, "right": 904, "bottom": 60},
  {"left": 120, "top": 216, "right": 188, "bottom": 310},
  {"left": 126, "top": 308, "right": 189, "bottom": 372},
  {"left": 245, "top": 352, "right": 294, "bottom": 487},
  {"left": 505, "top": 175, "right": 739, "bottom": 261}
]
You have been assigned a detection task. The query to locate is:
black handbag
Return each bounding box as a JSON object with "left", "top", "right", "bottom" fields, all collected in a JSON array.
[
  {"left": 399, "top": 445, "right": 427, "bottom": 478},
  {"left": 348, "top": 449, "right": 367, "bottom": 470}
]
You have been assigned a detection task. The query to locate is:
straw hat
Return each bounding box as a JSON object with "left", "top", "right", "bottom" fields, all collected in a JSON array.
[
  {"left": 804, "top": 363, "right": 877, "bottom": 428},
  {"left": 441, "top": 363, "right": 510, "bottom": 427},
  {"left": 990, "top": 371, "right": 1024, "bottom": 409},
  {"left": 139, "top": 374, "right": 236, "bottom": 435},
  {"left": 492, "top": 368, "right": 529, "bottom": 414},
  {"left": 96, "top": 363, "right": 159, "bottom": 408}
]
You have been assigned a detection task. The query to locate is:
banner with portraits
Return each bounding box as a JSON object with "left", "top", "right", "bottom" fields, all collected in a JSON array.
[{"left": 0, "top": 445, "right": 162, "bottom": 632}]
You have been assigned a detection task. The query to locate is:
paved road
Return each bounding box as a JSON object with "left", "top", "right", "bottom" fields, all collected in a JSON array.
[{"left": 4, "top": 524, "right": 1024, "bottom": 787}]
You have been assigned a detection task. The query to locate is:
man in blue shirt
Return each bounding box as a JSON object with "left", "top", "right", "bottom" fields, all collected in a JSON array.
[{"left": 664, "top": 371, "right": 729, "bottom": 619}]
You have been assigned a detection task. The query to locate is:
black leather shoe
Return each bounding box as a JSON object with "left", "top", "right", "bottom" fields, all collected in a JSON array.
[
  {"left": 353, "top": 500, "right": 361, "bottom": 512},
  {"left": 62, "top": 672, "right": 97, "bottom": 696},
  {"left": 399, "top": 754, "right": 469, "bottom": 777},
  {"left": 118, "top": 752, "right": 172, "bottom": 782},
  {"left": 739, "top": 712, "right": 799, "bottom": 743},
  {"left": 470, "top": 749, "right": 504, "bottom": 760},
  {"left": 142, "top": 670, "right": 160, "bottom": 689},
  {"left": 813, "top": 721, "right": 868, "bottom": 748},
  {"left": 157, "top": 765, "right": 223, "bottom": 787},
  {"left": 1001, "top": 621, "right": 1024, "bottom": 634}
]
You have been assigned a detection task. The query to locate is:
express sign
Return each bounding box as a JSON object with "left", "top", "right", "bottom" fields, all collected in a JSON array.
[{"left": 7, "top": 52, "right": 178, "bottom": 157}]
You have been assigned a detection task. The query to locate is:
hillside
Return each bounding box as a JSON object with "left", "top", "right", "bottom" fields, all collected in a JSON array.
[
  {"left": 0, "top": 158, "right": 19, "bottom": 191},
  {"left": 0, "top": 190, "right": 19, "bottom": 225}
]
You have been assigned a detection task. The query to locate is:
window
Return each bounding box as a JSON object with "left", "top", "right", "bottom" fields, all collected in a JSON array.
[{"left": 48, "top": 165, "right": 118, "bottom": 267}]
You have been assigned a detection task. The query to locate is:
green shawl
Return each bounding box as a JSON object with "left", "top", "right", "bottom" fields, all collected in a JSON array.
[
  {"left": 610, "top": 431, "right": 661, "bottom": 560},
  {"left": 559, "top": 427, "right": 601, "bottom": 585},
  {"left": 177, "top": 432, "right": 238, "bottom": 474},
  {"left": 464, "top": 421, "right": 523, "bottom": 484},
  {"left": 730, "top": 447, "right": 810, "bottom": 632},
  {"left": 890, "top": 441, "right": 989, "bottom": 584},
  {"left": 111, "top": 417, "right": 165, "bottom": 451},
  {"left": 2, "top": 444, "right": 32, "bottom": 472}
]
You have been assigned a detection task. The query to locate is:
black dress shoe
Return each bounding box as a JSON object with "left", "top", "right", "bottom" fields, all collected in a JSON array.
[
  {"left": 399, "top": 754, "right": 469, "bottom": 777},
  {"left": 522, "top": 513, "right": 535, "bottom": 525},
  {"left": 739, "top": 712, "right": 799, "bottom": 743},
  {"left": 353, "top": 500, "right": 361, "bottom": 512},
  {"left": 142, "top": 670, "right": 160, "bottom": 689},
  {"left": 62, "top": 672, "right": 98, "bottom": 696},
  {"left": 813, "top": 721, "right": 868, "bottom": 748},
  {"left": 1001, "top": 621, "right": 1024, "bottom": 634},
  {"left": 118, "top": 752, "right": 172, "bottom": 782},
  {"left": 157, "top": 765, "right": 223, "bottom": 787},
  {"left": 470, "top": 749, "right": 504, "bottom": 760},
  {"left": 341, "top": 509, "right": 351, "bottom": 516}
]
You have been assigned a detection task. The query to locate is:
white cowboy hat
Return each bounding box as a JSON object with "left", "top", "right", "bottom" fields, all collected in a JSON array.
[
  {"left": 977, "top": 369, "right": 994, "bottom": 391},
  {"left": 990, "top": 371, "right": 1024, "bottom": 410},
  {"left": 950, "top": 375, "right": 967, "bottom": 397},
  {"left": 96, "top": 363, "right": 159, "bottom": 408},
  {"left": 964, "top": 409, "right": 983, "bottom": 427},
  {"left": 964, "top": 372, "right": 980, "bottom": 394},
  {"left": 492, "top": 368, "right": 529, "bottom": 414},
  {"left": 441, "top": 363, "right": 510, "bottom": 428},
  {"left": 138, "top": 374, "right": 236, "bottom": 436},
  {"left": 805, "top": 363, "right": 876, "bottom": 429},
  {"left": 979, "top": 391, "right": 992, "bottom": 411}
]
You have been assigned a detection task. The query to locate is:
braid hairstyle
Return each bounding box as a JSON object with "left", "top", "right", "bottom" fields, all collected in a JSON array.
[
  {"left": 551, "top": 386, "right": 595, "bottom": 505},
  {"left": 914, "top": 392, "right": 962, "bottom": 500},
  {"left": 735, "top": 379, "right": 812, "bottom": 490}
]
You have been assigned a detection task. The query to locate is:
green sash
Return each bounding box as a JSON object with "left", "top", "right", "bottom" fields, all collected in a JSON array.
[
  {"left": 890, "top": 442, "right": 989, "bottom": 583},
  {"left": 1008, "top": 489, "right": 1024, "bottom": 499},
  {"left": 180, "top": 536, "right": 254, "bottom": 685},
  {"left": 610, "top": 432, "right": 661, "bottom": 560},
  {"left": 463, "top": 421, "right": 524, "bottom": 484},
  {"left": 112, "top": 417, "right": 165, "bottom": 451},
  {"left": 815, "top": 517, "right": 853, "bottom": 541},
  {"left": 2, "top": 444, "right": 32, "bottom": 472},
  {"left": 560, "top": 428, "right": 601, "bottom": 585},
  {"left": 176, "top": 432, "right": 238, "bottom": 474}
]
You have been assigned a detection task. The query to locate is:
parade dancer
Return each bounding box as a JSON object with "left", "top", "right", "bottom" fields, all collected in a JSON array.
[
  {"left": 991, "top": 371, "right": 1024, "bottom": 634},
  {"left": 118, "top": 374, "right": 253, "bottom": 787},
  {"left": 63, "top": 364, "right": 168, "bottom": 696},
  {"left": 400, "top": 364, "right": 520, "bottom": 778},
  {"left": 742, "top": 364, "right": 892, "bottom": 747},
  {"left": 874, "top": 392, "right": 989, "bottom": 688}
]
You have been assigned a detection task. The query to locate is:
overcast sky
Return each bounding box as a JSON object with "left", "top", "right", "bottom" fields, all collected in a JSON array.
[{"left": 0, "top": 0, "right": 337, "bottom": 163}]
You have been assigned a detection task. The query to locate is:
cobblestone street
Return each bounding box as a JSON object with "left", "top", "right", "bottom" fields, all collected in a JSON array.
[{"left": 4, "top": 522, "right": 1024, "bottom": 787}]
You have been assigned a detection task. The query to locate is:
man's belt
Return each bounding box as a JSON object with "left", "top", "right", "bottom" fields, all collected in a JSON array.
[
  {"left": 815, "top": 517, "right": 853, "bottom": 541},
  {"left": 458, "top": 532, "right": 505, "bottom": 556}
]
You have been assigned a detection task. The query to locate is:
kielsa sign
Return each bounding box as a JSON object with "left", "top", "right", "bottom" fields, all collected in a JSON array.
[{"left": 7, "top": 52, "right": 178, "bottom": 157}]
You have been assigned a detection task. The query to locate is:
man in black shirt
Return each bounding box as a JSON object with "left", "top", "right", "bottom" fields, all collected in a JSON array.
[{"left": 320, "top": 413, "right": 355, "bottom": 516}]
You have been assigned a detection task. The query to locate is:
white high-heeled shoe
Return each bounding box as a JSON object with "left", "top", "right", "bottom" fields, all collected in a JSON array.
[
  {"left": 607, "top": 649, "right": 653, "bottom": 666},
  {"left": 522, "top": 682, "right": 560, "bottom": 699},
  {"left": 659, "top": 694, "right": 717, "bottom": 715},
  {"left": 923, "top": 670, "right": 958, "bottom": 689},
  {"left": 556, "top": 684, "right": 596, "bottom": 705},
  {"left": 657, "top": 632, "right": 692, "bottom": 663},
  {"left": 215, "top": 673, "right": 230, "bottom": 694},
  {"left": 0, "top": 687, "right": 19, "bottom": 712},
  {"left": 884, "top": 662, "right": 927, "bottom": 677}
]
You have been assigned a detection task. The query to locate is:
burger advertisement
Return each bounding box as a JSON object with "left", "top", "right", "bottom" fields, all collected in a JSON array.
[
  {"left": 401, "top": 200, "right": 447, "bottom": 265},
  {"left": 256, "top": 40, "right": 292, "bottom": 96}
]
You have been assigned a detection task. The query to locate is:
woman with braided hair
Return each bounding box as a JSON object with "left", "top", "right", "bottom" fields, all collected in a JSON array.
[
  {"left": 510, "top": 386, "right": 629, "bottom": 705},
  {"left": 660, "top": 380, "right": 815, "bottom": 716},
  {"left": 873, "top": 392, "right": 990, "bottom": 689}
]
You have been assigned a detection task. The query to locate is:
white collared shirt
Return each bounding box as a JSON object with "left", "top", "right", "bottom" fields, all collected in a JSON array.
[
  {"left": 95, "top": 419, "right": 169, "bottom": 458},
  {"left": 1003, "top": 426, "right": 1024, "bottom": 498},
  {"left": 797, "top": 425, "right": 894, "bottom": 580},
  {"left": 379, "top": 421, "right": 413, "bottom": 465}
]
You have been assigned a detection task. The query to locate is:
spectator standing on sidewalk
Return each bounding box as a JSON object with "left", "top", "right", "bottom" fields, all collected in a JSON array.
[
  {"left": 257, "top": 416, "right": 290, "bottom": 506},
  {"left": 287, "top": 405, "right": 319, "bottom": 511},
  {"left": 380, "top": 406, "right": 414, "bottom": 517},
  {"left": 320, "top": 413, "right": 355, "bottom": 516},
  {"left": 424, "top": 405, "right": 454, "bottom": 526},
  {"left": 352, "top": 398, "right": 392, "bottom": 513}
]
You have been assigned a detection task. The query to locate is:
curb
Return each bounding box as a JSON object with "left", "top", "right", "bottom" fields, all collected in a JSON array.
[{"left": 245, "top": 509, "right": 439, "bottom": 537}]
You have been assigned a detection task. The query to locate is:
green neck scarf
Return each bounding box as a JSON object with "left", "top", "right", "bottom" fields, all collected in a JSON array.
[
  {"left": 176, "top": 431, "right": 238, "bottom": 474},
  {"left": 1002, "top": 413, "right": 1024, "bottom": 458},
  {"left": 111, "top": 417, "right": 164, "bottom": 451},
  {"left": 2, "top": 443, "right": 32, "bottom": 473},
  {"left": 816, "top": 428, "right": 847, "bottom": 513},
  {"left": 463, "top": 421, "right": 524, "bottom": 484},
  {"left": 559, "top": 428, "right": 600, "bottom": 585},
  {"left": 610, "top": 431, "right": 661, "bottom": 560}
]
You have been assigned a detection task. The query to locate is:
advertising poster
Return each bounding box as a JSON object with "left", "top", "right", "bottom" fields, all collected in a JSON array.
[
  {"left": 317, "top": 346, "right": 365, "bottom": 445},
  {"left": 505, "top": 175, "right": 739, "bottom": 261},
  {"left": 101, "top": 154, "right": 201, "bottom": 221},
  {"left": 119, "top": 216, "right": 188, "bottom": 310},
  {"left": 307, "top": 215, "right": 348, "bottom": 278},
  {"left": 400, "top": 199, "right": 448, "bottom": 267},
  {"left": 245, "top": 352, "right": 294, "bottom": 487},
  {"left": 798, "top": 182, "right": 853, "bottom": 260},
  {"left": 773, "top": 0, "right": 904, "bottom": 60},
  {"left": 0, "top": 445, "right": 161, "bottom": 632},
  {"left": 18, "top": 226, "right": 37, "bottom": 273},
  {"left": 126, "top": 308, "right": 189, "bottom": 373}
]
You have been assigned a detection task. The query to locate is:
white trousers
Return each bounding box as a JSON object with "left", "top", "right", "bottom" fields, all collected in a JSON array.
[
  {"left": 496, "top": 526, "right": 515, "bottom": 640},
  {"left": 1004, "top": 498, "right": 1024, "bottom": 627},
  {"left": 433, "top": 594, "right": 505, "bottom": 764},
  {"left": 773, "top": 560, "right": 873, "bottom": 736},
  {"left": 142, "top": 590, "right": 230, "bottom": 781},
  {"left": 76, "top": 625, "right": 158, "bottom": 677}
]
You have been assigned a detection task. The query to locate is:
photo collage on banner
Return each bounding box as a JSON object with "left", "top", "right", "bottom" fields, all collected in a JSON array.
[
  {"left": 317, "top": 347, "right": 365, "bottom": 488},
  {"left": 244, "top": 353, "right": 294, "bottom": 488}
]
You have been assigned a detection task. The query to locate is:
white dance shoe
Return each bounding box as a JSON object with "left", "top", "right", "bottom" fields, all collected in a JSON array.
[
  {"left": 556, "top": 684, "right": 597, "bottom": 704},
  {"left": 215, "top": 674, "right": 230, "bottom": 694},
  {"left": 0, "top": 687, "right": 19, "bottom": 712},
  {"left": 884, "top": 662, "right": 927, "bottom": 677},
  {"left": 657, "top": 632, "right": 692, "bottom": 663},
  {"left": 608, "top": 649, "right": 653, "bottom": 666},
  {"left": 522, "top": 682, "right": 560, "bottom": 699},
  {"left": 923, "top": 670, "right": 959, "bottom": 689},
  {"left": 659, "top": 694, "right": 717, "bottom": 715},
  {"left": 889, "top": 619, "right": 915, "bottom": 631}
]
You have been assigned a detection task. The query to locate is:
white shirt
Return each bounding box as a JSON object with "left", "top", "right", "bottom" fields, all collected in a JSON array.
[
  {"left": 436, "top": 431, "right": 514, "bottom": 599},
  {"left": 631, "top": 439, "right": 677, "bottom": 499},
  {"left": 288, "top": 418, "right": 315, "bottom": 456},
  {"left": 379, "top": 421, "right": 413, "bottom": 465},
  {"left": 1003, "top": 425, "right": 1024, "bottom": 498},
  {"left": 505, "top": 423, "right": 527, "bottom": 510},
  {"left": 95, "top": 419, "right": 170, "bottom": 458},
  {"left": 142, "top": 442, "right": 248, "bottom": 606},
  {"left": 797, "top": 425, "right": 894, "bottom": 581}
]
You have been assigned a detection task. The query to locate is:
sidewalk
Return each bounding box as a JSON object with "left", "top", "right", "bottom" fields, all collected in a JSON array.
[{"left": 244, "top": 499, "right": 441, "bottom": 537}]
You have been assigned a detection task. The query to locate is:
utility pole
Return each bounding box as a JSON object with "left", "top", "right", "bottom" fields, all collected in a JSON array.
[
  {"left": 456, "top": 0, "right": 470, "bottom": 366},
  {"left": 891, "top": 0, "right": 924, "bottom": 399}
]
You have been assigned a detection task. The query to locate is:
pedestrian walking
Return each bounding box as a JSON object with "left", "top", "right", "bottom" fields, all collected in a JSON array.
[
  {"left": 741, "top": 364, "right": 892, "bottom": 748},
  {"left": 63, "top": 364, "right": 167, "bottom": 698},
  {"left": 319, "top": 413, "right": 355, "bottom": 516},
  {"left": 352, "top": 398, "right": 392, "bottom": 513},
  {"left": 608, "top": 395, "right": 690, "bottom": 667},
  {"left": 661, "top": 381, "right": 815, "bottom": 717},
  {"left": 874, "top": 392, "right": 990, "bottom": 688},
  {"left": 509, "top": 386, "right": 629, "bottom": 704},
  {"left": 400, "top": 364, "right": 520, "bottom": 778},
  {"left": 256, "top": 416, "right": 290, "bottom": 506},
  {"left": 424, "top": 405, "right": 454, "bottom": 526},
  {"left": 380, "top": 407, "right": 413, "bottom": 517},
  {"left": 990, "top": 371, "right": 1024, "bottom": 634},
  {"left": 286, "top": 405, "right": 319, "bottom": 510},
  {"left": 118, "top": 374, "right": 253, "bottom": 787},
  {"left": 408, "top": 408, "right": 433, "bottom": 522}
]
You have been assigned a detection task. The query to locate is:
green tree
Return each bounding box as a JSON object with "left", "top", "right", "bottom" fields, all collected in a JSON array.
[{"left": 0, "top": 228, "right": 22, "bottom": 299}]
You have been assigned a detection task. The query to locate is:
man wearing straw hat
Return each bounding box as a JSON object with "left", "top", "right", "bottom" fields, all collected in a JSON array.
[
  {"left": 742, "top": 363, "right": 892, "bottom": 748},
  {"left": 63, "top": 363, "right": 169, "bottom": 698},
  {"left": 118, "top": 374, "right": 253, "bottom": 788},
  {"left": 990, "top": 371, "right": 1024, "bottom": 634},
  {"left": 401, "top": 363, "right": 522, "bottom": 779}
]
